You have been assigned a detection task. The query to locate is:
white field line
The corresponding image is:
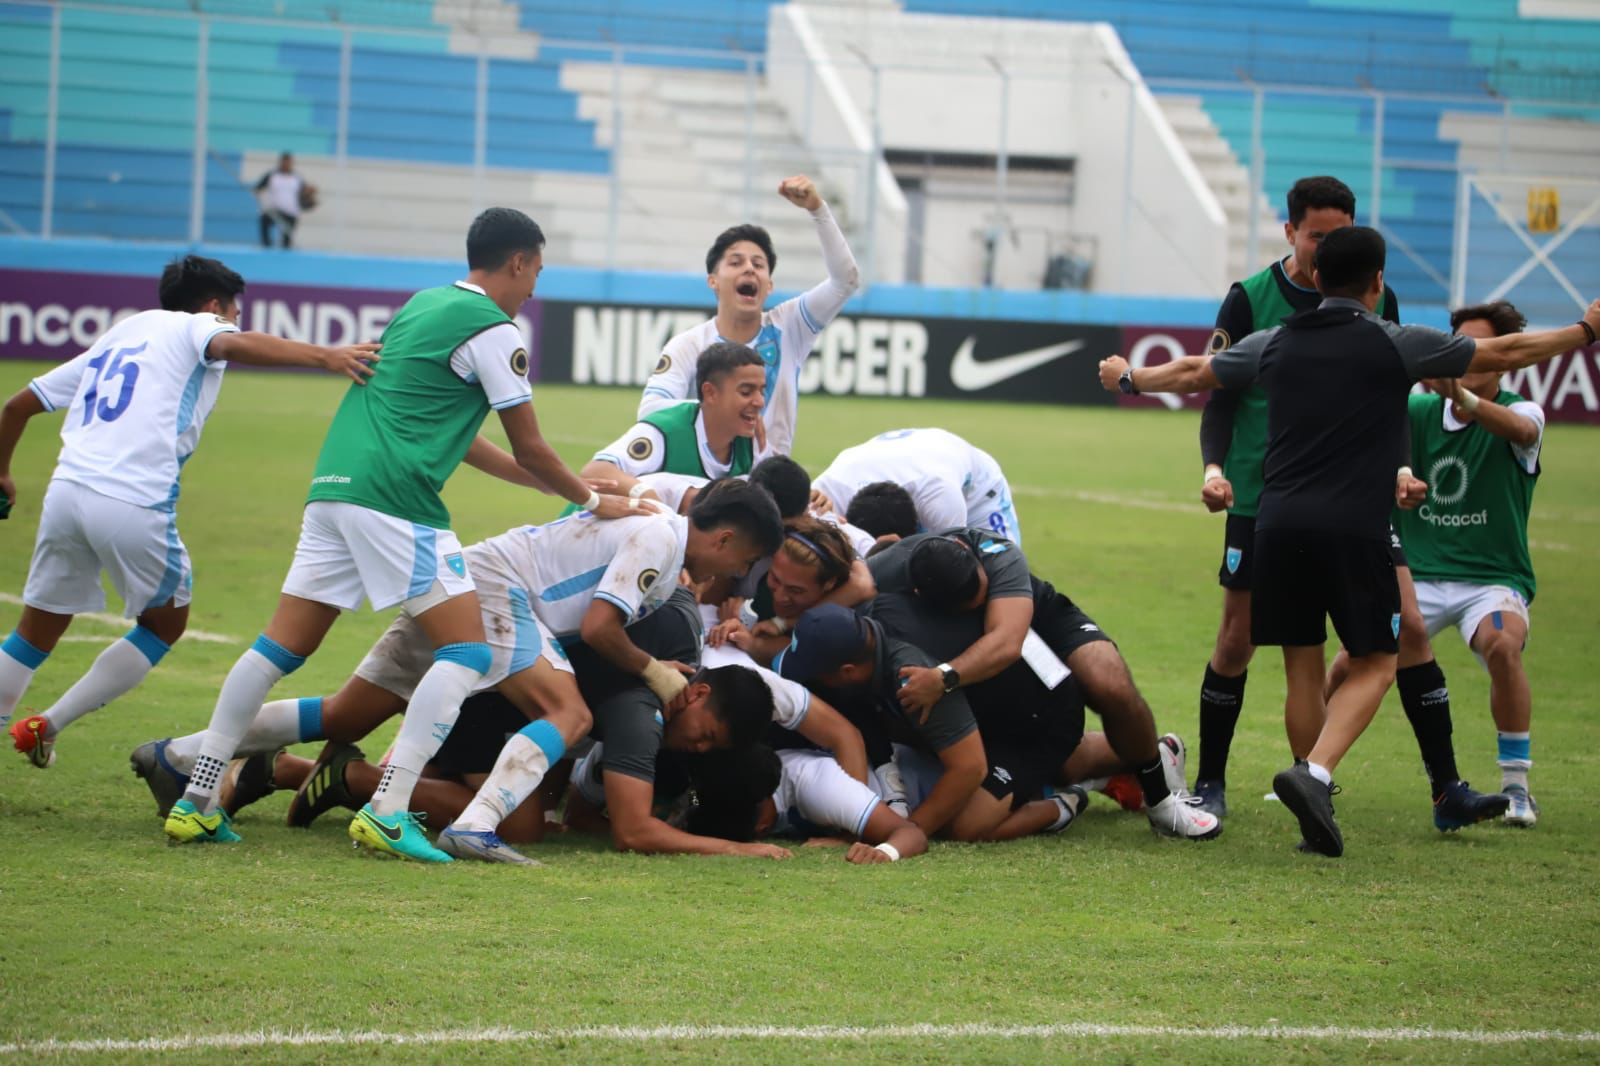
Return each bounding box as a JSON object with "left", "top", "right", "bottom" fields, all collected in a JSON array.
[
  {"left": 0, "top": 593, "right": 237, "bottom": 644},
  {"left": 2, "top": 1021, "right": 1596, "bottom": 1056}
]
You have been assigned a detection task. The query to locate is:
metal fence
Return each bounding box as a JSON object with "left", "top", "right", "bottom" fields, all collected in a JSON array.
[{"left": 1, "top": 0, "right": 1597, "bottom": 312}]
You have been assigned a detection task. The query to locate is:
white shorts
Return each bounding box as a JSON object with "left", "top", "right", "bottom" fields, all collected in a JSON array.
[
  {"left": 1414, "top": 579, "right": 1531, "bottom": 655},
  {"left": 23, "top": 478, "right": 192, "bottom": 617},
  {"left": 354, "top": 557, "right": 571, "bottom": 700},
  {"left": 282, "top": 501, "right": 473, "bottom": 613},
  {"left": 966, "top": 468, "right": 1022, "bottom": 546}
]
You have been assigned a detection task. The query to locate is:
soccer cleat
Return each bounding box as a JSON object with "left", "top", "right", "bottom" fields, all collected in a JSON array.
[
  {"left": 163, "top": 798, "right": 242, "bottom": 844},
  {"left": 221, "top": 750, "right": 282, "bottom": 817},
  {"left": 1273, "top": 763, "right": 1343, "bottom": 857},
  {"left": 1147, "top": 791, "right": 1222, "bottom": 840},
  {"left": 1158, "top": 733, "right": 1188, "bottom": 798},
  {"left": 1097, "top": 773, "right": 1145, "bottom": 812},
  {"left": 348, "top": 804, "right": 453, "bottom": 863},
  {"left": 1502, "top": 784, "right": 1539, "bottom": 828},
  {"left": 1432, "top": 781, "right": 1510, "bottom": 832},
  {"left": 1045, "top": 785, "right": 1090, "bottom": 834},
  {"left": 10, "top": 714, "right": 55, "bottom": 768},
  {"left": 130, "top": 739, "right": 190, "bottom": 819},
  {"left": 286, "top": 741, "right": 364, "bottom": 828},
  {"left": 1192, "top": 779, "right": 1228, "bottom": 819},
  {"left": 437, "top": 826, "right": 541, "bottom": 865}
]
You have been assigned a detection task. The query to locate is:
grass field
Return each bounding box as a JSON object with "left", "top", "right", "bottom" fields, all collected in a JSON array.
[{"left": 2, "top": 366, "right": 1597, "bottom": 1063}]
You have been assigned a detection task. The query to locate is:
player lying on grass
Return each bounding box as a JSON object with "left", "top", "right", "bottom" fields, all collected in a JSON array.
[
  {"left": 0, "top": 254, "right": 376, "bottom": 770},
  {"left": 862, "top": 529, "right": 1219, "bottom": 839},
  {"left": 565, "top": 741, "right": 929, "bottom": 865},
  {"left": 637, "top": 174, "right": 859, "bottom": 458},
  {"left": 775, "top": 604, "right": 1094, "bottom": 842},
  {"left": 206, "top": 591, "right": 801, "bottom": 861},
  {"left": 813, "top": 428, "right": 1022, "bottom": 545},
  {"left": 588, "top": 342, "right": 767, "bottom": 484},
  {"left": 138, "top": 479, "right": 784, "bottom": 861},
  {"left": 163, "top": 207, "right": 651, "bottom": 857},
  {"left": 1098, "top": 226, "right": 1599, "bottom": 856}
]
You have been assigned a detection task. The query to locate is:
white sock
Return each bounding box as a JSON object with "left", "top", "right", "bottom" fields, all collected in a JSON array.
[
  {"left": 1307, "top": 762, "right": 1333, "bottom": 786},
  {"left": 181, "top": 638, "right": 303, "bottom": 813},
  {"left": 369, "top": 658, "right": 482, "bottom": 816},
  {"left": 1497, "top": 731, "right": 1531, "bottom": 792},
  {"left": 0, "top": 632, "right": 48, "bottom": 726},
  {"left": 453, "top": 729, "right": 559, "bottom": 833},
  {"left": 163, "top": 697, "right": 319, "bottom": 775},
  {"left": 42, "top": 629, "right": 168, "bottom": 737}
]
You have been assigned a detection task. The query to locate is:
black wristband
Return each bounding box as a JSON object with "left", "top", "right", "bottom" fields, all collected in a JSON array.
[{"left": 1577, "top": 320, "right": 1597, "bottom": 346}]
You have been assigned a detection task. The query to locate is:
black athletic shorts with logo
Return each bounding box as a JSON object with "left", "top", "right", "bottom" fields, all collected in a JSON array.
[
  {"left": 1387, "top": 523, "right": 1409, "bottom": 568},
  {"left": 1217, "top": 512, "right": 1256, "bottom": 590},
  {"left": 1251, "top": 528, "right": 1400, "bottom": 656}
]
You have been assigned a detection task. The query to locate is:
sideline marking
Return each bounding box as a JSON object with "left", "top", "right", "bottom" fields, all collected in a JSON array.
[
  {"left": 3, "top": 1021, "right": 1596, "bottom": 1056},
  {"left": 0, "top": 593, "right": 237, "bottom": 643}
]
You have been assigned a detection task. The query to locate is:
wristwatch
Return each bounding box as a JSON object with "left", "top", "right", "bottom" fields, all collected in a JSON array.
[
  {"left": 936, "top": 663, "right": 961, "bottom": 693},
  {"left": 1118, "top": 368, "right": 1140, "bottom": 395}
]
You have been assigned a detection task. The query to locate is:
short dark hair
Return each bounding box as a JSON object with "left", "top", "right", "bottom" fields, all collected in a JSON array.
[
  {"left": 696, "top": 341, "right": 764, "bottom": 399},
  {"left": 1313, "top": 225, "right": 1385, "bottom": 300},
  {"left": 908, "top": 536, "right": 982, "bottom": 610},
  {"left": 689, "top": 478, "right": 785, "bottom": 556},
  {"left": 1287, "top": 176, "right": 1357, "bottom": 227},
  {"left": 749, "top": 455, "right": 811, "bottom": 520},
  {"left": 1450, "top": 300, "right": 1526, "bottom": 337},
  {"left": 466, "top": 207, "right": 545, "bottom": 271},
  {"left": 158, "top": 255, "right": 245, "bottom": 313},
  {"left": 846, "top": 481, "right": 918, "bottom": 539},
  {"left": 683, "top": 744, "right": 782, "bottom": 841},
  {"left": 705, "top": 223, "right": 777, "bottom": 276},
  {"left": 702, "top": 665, "right": 776, "bottom": 749}
]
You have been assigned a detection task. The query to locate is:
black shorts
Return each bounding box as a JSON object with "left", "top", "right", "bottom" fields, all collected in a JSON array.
[
  {"left": 1388, "top": 523, "right": 1409, "bottom": 568},
  {"left": 971, "top": 674, "right": 1086, "bottom": 810},
  {"left": 980, "top": 733, "right": 1069, "bottom": 811},
  {"left": 1251, "top": 528, "right": 1400, "bottom": 656},
  {"left": 1217, "top": 512, "right": 1255, "bottom": 590},
  {"left": 431, "top": 692, "right": 527, "bottom": 778},
  {"left": 1031, "top": 577, "right": 1114, "bottom": 658}
]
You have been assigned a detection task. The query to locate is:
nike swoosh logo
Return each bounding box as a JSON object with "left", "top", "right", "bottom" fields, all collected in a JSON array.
[
  {"left": 949, "top": 337, "right": 1084, "bottom": 391},
  {"left": 365, "top": 811, "right": 405, "bottom": 842}
]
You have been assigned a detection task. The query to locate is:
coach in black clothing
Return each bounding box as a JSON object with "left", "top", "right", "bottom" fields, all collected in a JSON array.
[{"left": 1099, "top": 226, "right": 1600, "bottom": 857}]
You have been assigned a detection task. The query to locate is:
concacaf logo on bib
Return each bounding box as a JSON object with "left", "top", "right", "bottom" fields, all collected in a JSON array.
[{"left": 1427, "top": 456, "right": 1470, "bottom": 506}]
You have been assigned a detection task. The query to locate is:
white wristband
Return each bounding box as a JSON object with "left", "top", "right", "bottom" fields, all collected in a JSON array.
[
  {"left": 873, "top": 842, "right": 900, "bottom": 862},
  {"left": 628, "top": 482, "right": 650, "bottom": 499},
  {"left": 1203, "top": 467, "right": 1223, "bottom": 484},
  {"left": 1458, "top": 389, "right": 1481, "bottom": 412},
  {"left": 582, "top": 489, "right": 601, "bottom": 512},
  {"left": 770, "top": 616, "right": 792, "bottom": 634},
  {"left": 1397, "top": 466, "right": 1414, "bottom": 481}
]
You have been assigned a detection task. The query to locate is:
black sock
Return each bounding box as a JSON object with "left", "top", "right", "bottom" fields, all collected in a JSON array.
[
  {"left": 1397, "top": 659, "right": 1458, "bottom": 799},
  {"left": 1135, "top": 754, "right": 1171, "bottom": 807},
  {"left": 1197, "top": 666, "right": 1247, "bottom": 784}
]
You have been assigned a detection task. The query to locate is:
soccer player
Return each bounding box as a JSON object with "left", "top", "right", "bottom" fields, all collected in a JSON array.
[
  {"left": 812, "top": 428, "right": 1022, "bottom": 544},
  {"left": 587, "top": 343, "right": 765, "bottom": 483},
  {"left": 137, "top": 481, "right": 784, "bottom": 855},
  {"left": 163, "top": 207, "right": 632, "bottom": 859},
  {"left": 865, "top": 530, "right": 1219, "bottom": 839},
  {"left": 1190, "top": 176, "right": 1400, "bottom": 815},
  {"left": 0, "top": 255, "right": 376, "bottom": 768},
  {"left": 637, "top": 174, "right": 859, "bottom": 457},
  {"left": 1398, "top": 301, "right": 1545, "bottom": 826},
  {"left": 1099, "top": 226, "right": 1599, "bottom": 855}
]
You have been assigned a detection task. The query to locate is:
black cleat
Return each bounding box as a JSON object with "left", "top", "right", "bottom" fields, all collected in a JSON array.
[
  {"left": 1192, "top": 778, "right": 1227, "bottom": 819},
  {"left": 130, "top": 739, "right": 189, "bottom": 819},
  {"left": 221, "top": 749, "right": 282, "bottom": 817},
  {"left": 1433, "top": 781, "right": 1510, "bottom": 831},
  {"left": 286, "top": 741, "right": 364, "bottom": 828},
  {"left": 1273, "top": 763, "right": 1344, "bottom": 858}
]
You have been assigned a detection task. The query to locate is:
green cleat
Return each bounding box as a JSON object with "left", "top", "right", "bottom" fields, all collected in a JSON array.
[
  {"left": 348, "top": 804, "right": 453, "bottom": 863},
  {"left": 164, "top": 799, "right": 242, "bottom": 844}
]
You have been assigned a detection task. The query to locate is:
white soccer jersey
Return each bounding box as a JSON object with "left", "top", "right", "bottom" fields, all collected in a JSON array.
[
  {"left": 467, "top": 511, "right": 688, "bottom": 640},
  {"left": 637, "top": 471, "right": 708, "bottom": 514},
  {"left": 700, "top": 642, "right": 810, "bottom": 731},
  {"left": 771, "top": 748, "right": 882, "bottom": 838},
  {"left": 28, "top": 309, "right": 239, "bottom": 511},
  {"left": 447, "top": 283, "right": 534, "bottom": 412},
  {"left": 813, "top": 428, "right": 1010, "bottom": 534},
  {"left": 636, "top": 204, "right": 858, "bottom": 457}
]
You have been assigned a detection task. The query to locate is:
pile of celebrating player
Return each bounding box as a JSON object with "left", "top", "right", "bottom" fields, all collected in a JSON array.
[{"left": 1, "top": 172, "right": 1589, "bottom": 863}]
